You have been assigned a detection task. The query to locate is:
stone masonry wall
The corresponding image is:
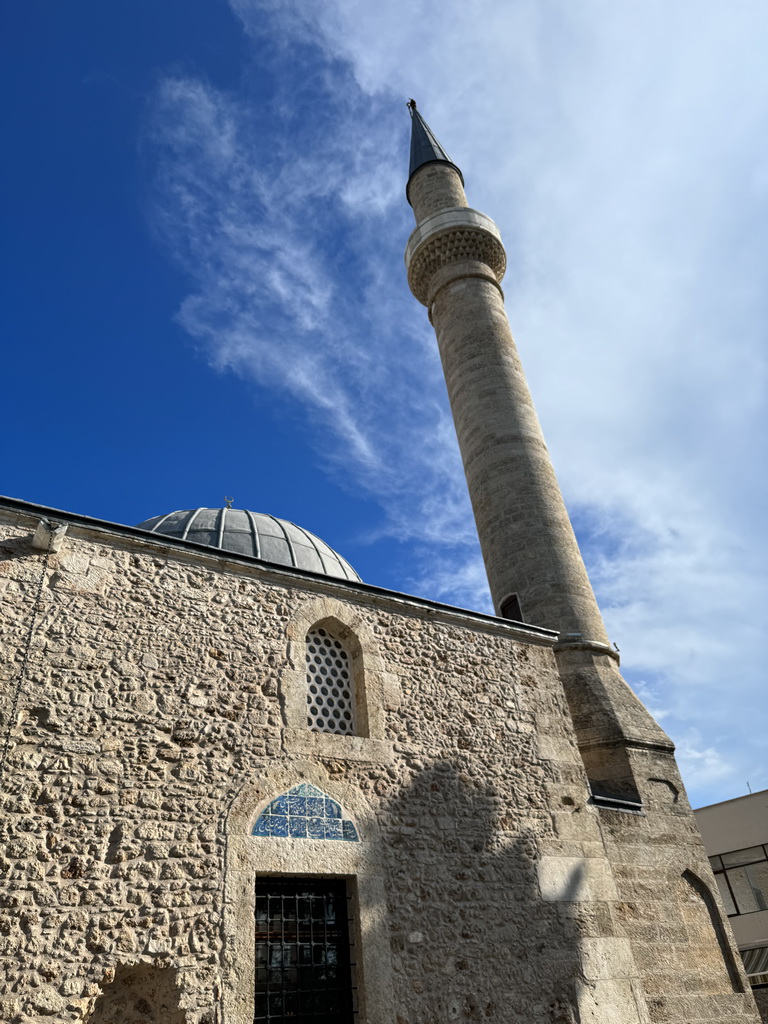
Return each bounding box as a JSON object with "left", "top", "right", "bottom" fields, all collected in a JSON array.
[{"left": 0, "top": 507, "right": 759, "bottom": 1024}]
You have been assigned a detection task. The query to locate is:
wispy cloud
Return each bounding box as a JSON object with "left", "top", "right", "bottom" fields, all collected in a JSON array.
[
  {"left": 146, "top": 0, "right": 768, "bottom": 804},
  {"left": 146, "top": 68, "right": 481, "bottom": 582},
  {"left": 676, "top": 731, "right": 737, "bottom": 792}
]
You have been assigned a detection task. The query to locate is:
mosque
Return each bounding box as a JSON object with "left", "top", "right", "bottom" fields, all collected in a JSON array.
[{"left": 0, "top": 105, "right": 761, "bottom": 1024}]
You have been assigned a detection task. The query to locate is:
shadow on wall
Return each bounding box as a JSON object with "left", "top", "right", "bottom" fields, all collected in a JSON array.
[
  {"left": 85, "top": 962, "right": 186, "bottom": 1024},
  {"left": 377, "top": 756, "right": 585, "bottom": 1024}
]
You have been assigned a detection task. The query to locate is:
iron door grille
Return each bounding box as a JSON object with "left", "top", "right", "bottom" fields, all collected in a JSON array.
[{"left": 255, "top": 877, "right": 356, "bottom": 1024}]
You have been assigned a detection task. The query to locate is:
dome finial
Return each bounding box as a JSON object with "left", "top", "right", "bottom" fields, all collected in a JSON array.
[
  {"left": 224, "top": 496, "right": 234, "bottom": 509},
  {"left": 406, "top": 102, "right": 464, "bottom": 204}
]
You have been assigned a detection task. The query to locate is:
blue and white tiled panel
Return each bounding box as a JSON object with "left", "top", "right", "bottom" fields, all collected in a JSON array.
[{"left": 252, "top": 783, "right": 359, "bottom": 842}]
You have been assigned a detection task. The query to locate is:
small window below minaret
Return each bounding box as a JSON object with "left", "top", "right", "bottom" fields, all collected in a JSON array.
[
  {"left": 500, "top": 593, "right": 523, "bottom": 622},
  {"left": 306, "top": 627, "right": 356, "bottom": 735}
]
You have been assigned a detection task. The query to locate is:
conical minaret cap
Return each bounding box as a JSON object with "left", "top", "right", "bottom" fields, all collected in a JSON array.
[{"left": 406, "top": 100, "right": 464, "bottom": 205}]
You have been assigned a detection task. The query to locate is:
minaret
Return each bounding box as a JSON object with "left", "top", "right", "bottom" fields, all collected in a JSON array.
[
  {"left": 404, "top": 102, "right": 672, "bottom": 799},
  {"left": 406, "top": 100, "right": 609, "bottom": 643}
]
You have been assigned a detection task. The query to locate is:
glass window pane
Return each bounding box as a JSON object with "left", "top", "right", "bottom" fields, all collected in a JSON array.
[
  {"left": 721, "top": 846, "right": 766, "bottom": 869},
  {"left": 709, "top": 855, "right": 723, "bottom": 871},
  {"left": 746, "top": 862, "right": 768, "bottom": 912},
  {"left": 727, "top": 866, "right": 760, "bottom": 914},
  {"left": 715, "top": 872, "right": 737, "bottom": 916},
  {"left": 742, "top": 945, "right": 768, "bottom": 977}
]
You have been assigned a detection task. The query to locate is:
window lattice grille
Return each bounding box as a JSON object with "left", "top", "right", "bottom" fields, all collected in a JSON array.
[
  {"left": 306, "top": 627, "right": 355, "bottom": 735},
  {"left": 254, "top": 877, "right": 356, "bottom": 1024}
]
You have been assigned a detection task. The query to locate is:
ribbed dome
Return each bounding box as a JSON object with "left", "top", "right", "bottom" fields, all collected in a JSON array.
[{"left": 136, "top": 508, "right": 361, "bottom": 582}]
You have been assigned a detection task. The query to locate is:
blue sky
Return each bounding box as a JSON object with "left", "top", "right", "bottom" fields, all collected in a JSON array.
[{"left": 2, "top": 0, "right": 766, "bottom": 806}]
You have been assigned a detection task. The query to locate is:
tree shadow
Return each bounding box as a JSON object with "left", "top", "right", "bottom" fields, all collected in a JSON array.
[{"left": 375, "top": 757, "right": 586, "bottom": 1024}]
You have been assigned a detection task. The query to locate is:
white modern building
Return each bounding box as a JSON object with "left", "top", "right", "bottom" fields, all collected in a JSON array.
[{"left": 696, "top": 789, "right": 768, "bottom": 1020}]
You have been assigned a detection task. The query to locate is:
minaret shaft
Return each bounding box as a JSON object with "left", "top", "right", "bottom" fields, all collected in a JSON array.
[
  {"left": 405, "top": 130, "right": 673, "bottom": 799},
  {"left": 399, "top": 114, "right": 762, "bottom": 1024},
  {"left": 408, "top": 162, "right": 468, "bottom": 220},
  {"left": 430, "top": 274, "right": 609, "bottom": 642},
  {"left": 406, "top": 157, "right": 608, "bottom": 642}
]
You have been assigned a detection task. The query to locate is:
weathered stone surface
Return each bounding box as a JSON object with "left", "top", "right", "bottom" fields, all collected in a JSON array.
[
  {"left": 0, "top": 506, "right": 758, "bottom": 1022},
  {"left": 0, "top": 510, "right": 584, "bottom": 1021}
]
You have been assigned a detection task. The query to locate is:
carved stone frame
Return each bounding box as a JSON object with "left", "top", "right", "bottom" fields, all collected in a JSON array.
[
  {"left": 280, "top": 597, "right": 396, "bottom": 763},
  {"left": 221, "top": 762, "right": 395, "bottom": 1024}
]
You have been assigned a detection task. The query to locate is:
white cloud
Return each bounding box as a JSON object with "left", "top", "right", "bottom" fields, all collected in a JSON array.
[
  {"left": 676, "top": 731, "right": 736, "bottom": 794},
  {"left": 146, "top": 70, "right": 480, "bottom": 558},
  {"left": 147, "top": 0, "right": 768, "bottom": 804}
]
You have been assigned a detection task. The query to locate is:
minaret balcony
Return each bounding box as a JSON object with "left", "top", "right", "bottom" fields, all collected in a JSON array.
[{"left": 404, "top": 207, "right": 507, "bottom": 305}]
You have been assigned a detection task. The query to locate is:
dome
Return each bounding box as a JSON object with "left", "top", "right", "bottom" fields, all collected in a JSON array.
[{"left": 136, "top": 508, "right": 361, "bottom": 582}]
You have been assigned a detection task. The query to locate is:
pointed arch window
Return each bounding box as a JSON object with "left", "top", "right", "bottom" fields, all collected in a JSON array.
[{"left": 306, "top": 626, "right": 355, "bottom": 735}]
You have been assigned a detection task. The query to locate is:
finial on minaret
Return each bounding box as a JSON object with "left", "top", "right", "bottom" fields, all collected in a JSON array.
[{"left": 406, "top": 101, "right": 464, "bottom": 205}]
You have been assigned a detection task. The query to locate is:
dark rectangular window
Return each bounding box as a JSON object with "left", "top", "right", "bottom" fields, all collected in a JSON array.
[
  {"left": 500, "top": 594, "right": 523, "bottom": 622},
  {"left": 709, "top": 845, "right": 768, "bottom": 917},
  {"left": 255, "top": 877, "right": 355, "bottom": 1024}
]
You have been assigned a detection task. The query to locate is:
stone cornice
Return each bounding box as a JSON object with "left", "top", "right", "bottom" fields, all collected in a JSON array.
[{"left": 0, "top": 494, "right": 558, "bottom": 648}]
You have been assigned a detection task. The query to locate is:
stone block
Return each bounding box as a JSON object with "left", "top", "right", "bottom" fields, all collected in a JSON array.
[{"left": 538, "top": 855, "right": 619, "bottom": 902}]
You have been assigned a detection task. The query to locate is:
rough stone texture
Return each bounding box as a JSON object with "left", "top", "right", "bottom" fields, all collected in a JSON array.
[
  {"left": 1, "top": 506, "right": 757, "bottom": 1023},
  {"left": 407, "top": 162, "right": 467, "bottom": 221},
  {"left": 0, "top": 113, "right": 759, "bottom": 1024},
  {"left": 404, "top": 161, "right": 674, "bottom": 798},
  {"left": 427, "top": 265, "right": 610, "bottom": 643},
  {"left": 0, "top": 510, "right": 614, "bottom": 1022},
  {"left": 0, "top": 126, "right": 761, "bottom": 1024},
  {"left": 87, "top": 963, "right": 186, "bottom": 1023},
  {"left": 404, "top": 163, "right": 612, "bottom": 646},
  {"left": 553, "top": 646, "right": 672, "bottom": 799},
  {"left": 754, "top": 986, "right": 768, "bottom": 1022}
]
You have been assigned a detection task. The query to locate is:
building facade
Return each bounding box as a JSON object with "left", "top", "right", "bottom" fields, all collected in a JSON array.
[
  {"left": 0, "top": 108, "right": 761, "bottom": 1023},
  {"left": 695, "top": 790, "right": 768, "bottom": 1021}
]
